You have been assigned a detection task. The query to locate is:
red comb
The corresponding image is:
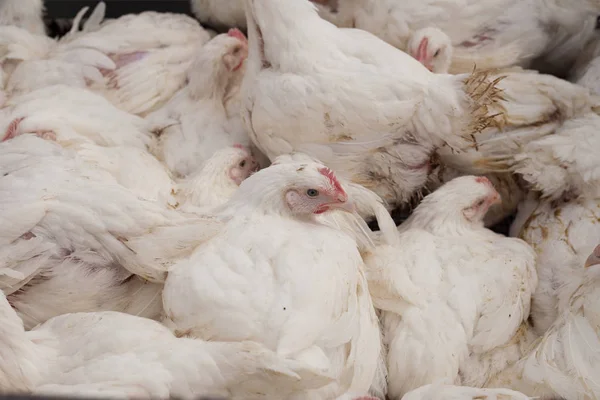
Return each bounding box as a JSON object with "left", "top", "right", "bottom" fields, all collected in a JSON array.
[
  {"left": 318, "top": 167, "right": 346, "bottom": 197},
  {"left": 228, "top": 28, "right": 247, "bottom": 43}
]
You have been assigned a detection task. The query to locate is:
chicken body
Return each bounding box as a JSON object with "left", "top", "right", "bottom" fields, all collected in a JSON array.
[
  {"left": 241, "top": 0, "right": 509, "bottom": 213},
  {"left": 163, "top": 160, "right": 385, "bottom": 399},
  {"left": 514, "top": 195, "right": 600, "bottom": 335},
  {"left": 0, "top": 135, "right": 227, "bottom": 328},
  {"left": 364, "top": 176, "right": 537, "bottom": 399},
  {"left": 316, "top": 0, "right": 598, "bottom": 74},
  {"left": 147, "top": 30, "right": 252, "bottom": 177},
  {"left": 0, "top": 290, "right": 331, "bottom": 399},
  {"left": 487, "top": 245, "right": 600, "bottom": 399}
]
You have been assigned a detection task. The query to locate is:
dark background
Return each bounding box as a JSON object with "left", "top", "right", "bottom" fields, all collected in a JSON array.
[{"left": 45, "top": 0, "right": 193, "bottom": 18}]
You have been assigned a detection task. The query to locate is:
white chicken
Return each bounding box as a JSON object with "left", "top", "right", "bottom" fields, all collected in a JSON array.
[
  {"left": 363, "top": 176, "right": 537, "bottom": 399},
  {"left": 0, "top": 135, "right": 228, "bottom": 328},
  {"left": 147, "top": 29, "right": 252, "bottom": 177},
  {"left": 487, "top": 244, "right": 600, "bottom": 399},
  {"left": 1, "top": 5, "right": 212, "bottom": 115},
  {"left": 0, "top": 0, "right": 45, "bottom": 36},
  {"left": 477, "top": 111, "right": 600, "bottom": 203},
  {"left": 0, "top": 25, "right": 115, "bottom": 101},
  {"left": 315, "top": 0, "right": 598, "bottom": 74},
  {"left": 240, "top": 0, "right": 598, "bottom": 217},
  {"left": 0, "top": 290, "right": 332, "bottom": 398},
  {"left": 0, "top": 84, "right": 151, "bottom": 149},
  {"left": 175, "top": 145, "right": 259, "bottom": 212},
  {"left": 163, "top": 158, "right": 386, "bottom": 399},
  {"left": 401, "top": 383, "right": 530, "bottom": 400},
  {"left": 512, "top": 193, "right": 600, "bottom": 335}
]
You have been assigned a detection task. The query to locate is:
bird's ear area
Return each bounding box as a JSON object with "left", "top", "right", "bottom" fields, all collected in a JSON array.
[
  {"left": 222, "top": 42, "right": 248, "bottom": 72},
  {"left": 584, "top": 244, "right": 600, "bottom": 268}
]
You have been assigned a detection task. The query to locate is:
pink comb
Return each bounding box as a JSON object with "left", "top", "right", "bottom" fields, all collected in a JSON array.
[
  {"left": 318, "top": 167, "right": 346, "bottom": 197},
  {"left": 233, "top": 143, "right": 245, "bottom": 149},
  {"left": 228, "top": 28, "right": 248, "bottom": 43}
]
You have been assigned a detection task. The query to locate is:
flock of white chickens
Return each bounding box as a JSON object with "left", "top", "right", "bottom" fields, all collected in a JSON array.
[{"left": 0, "top": 0, "right": 599, "bottom": 399}]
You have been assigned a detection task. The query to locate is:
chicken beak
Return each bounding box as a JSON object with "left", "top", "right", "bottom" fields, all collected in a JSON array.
[
  {"left": 329, "top": 194, "right": 355, "bottom": 214},
  {"left": 584, "top": 254, "right": 599, "bottom": 268}
]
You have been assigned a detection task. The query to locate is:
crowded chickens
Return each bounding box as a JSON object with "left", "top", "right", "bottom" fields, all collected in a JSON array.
[{"left": 0, "top": 0, "right": 599, "bottom": 398}]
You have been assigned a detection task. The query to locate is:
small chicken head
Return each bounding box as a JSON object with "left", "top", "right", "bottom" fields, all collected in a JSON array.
[
  {"left": 228, "top": 144, "right": 260, "bottom": 185},
  {"left": 585, "top": 244, "right": 600, "bottom": 268},
  {"left": 223, "top": 28, "right": 249, "bottom": 72},
  {"left": 284, "top": 164, "right": 354, "bottom": 216},
  {"left": 419, "top": 175, "right": 501, "bottom": 224},
  {"left": 407, "top": 27, "right": 453, "bottom": 73}
]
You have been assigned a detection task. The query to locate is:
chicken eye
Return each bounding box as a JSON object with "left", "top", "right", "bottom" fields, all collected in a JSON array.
[
  {"left": 433, "top": 49, "right": 441, "bottom": 57},
  {"left": 476, "top": 199, "right": 486, "bottom": 207},
  {"left": 239, "top": 160, "right": 246, "bottom": 168},
  {"left": 233, "top": 46, "right": 241, "bottom": 54},
  {"left": 306, "top": 189, "right": 319, "bottom": 197}
]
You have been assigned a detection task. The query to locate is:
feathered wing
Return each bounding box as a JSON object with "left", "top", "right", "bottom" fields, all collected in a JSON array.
[
  {"left": 518, "top": 196, "right": 600, "bottom": 335},
  {"left": 61, "top": 11, "right": 211, "bottom": 115},
  {"left": 438, "top": 68, "right": 599, "bottom": 203},
  {"left": 2, "top": 85, "right": 152, "bottom": 148},
  {"left": 488, "top": 271, "right": 600, "bottom": 400},
  {"left": 366, "top": 230, "right": 476, "bottom": 399},
  {"left": 0, "top": 288, "right": 333, "bottom": 399},
  {"left": 0, "top": 135, "right": 222, "bottom": 284},
  {"left": 509, "top": 112, "right": 600, "bottom": 199},
  {"left": 468, "top": 237, "right": 538, "bottom": 355}
]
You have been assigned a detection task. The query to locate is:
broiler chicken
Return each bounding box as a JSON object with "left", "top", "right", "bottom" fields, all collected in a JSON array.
[
  {"left": 163, "top": 158, "right": 386, "bottom": 399},
  {"left": 175, "top": 145, "right": 259, "bottom": 212},
  {"left": 0, "top": 0, "right": 45, "bottom": 36},
  {"left": 315, "top": 0, "right": 598, "bottom": 74},
  {"left": 363, "top": 176, "right": 537, "bottom": 399},
  {"left": 241, "top": 0, "right": 510, "bottom": 215},
  {"left": 0, "top": 4, "right": 212, "bottom": 114},
  {"left": 0, "top": 135, "right": 228, "bottom": 328},
  {"left": 512, "top": 193, "right": 600, "bottom": 335},
  {"left": 487, "top": 244, "right": 600, "bottom": 399},
  {"left": 434, "top": 67, "right": 599, "bottom": 221},
  {"left": 0, "top": 290, "right": 332, "bottom": 399},
  {"left": 147, "top": 29, "right": 254, "bottom": 177}
]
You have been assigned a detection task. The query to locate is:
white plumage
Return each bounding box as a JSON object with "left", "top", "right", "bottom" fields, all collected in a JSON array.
[
  {"left": 0, "top": 289, "right": 332, "bottom": 399},
  {"left": 163, "top": 158, "right": 385, "bottom": 399},
  {"left": 2, "top": 0, "right": 599, "bottom": 398},
  {"left": 147, "top": 29, "right": 252, "bottom": 177},
  {"left": 0, "top": 0, "right": 45, "bottom": 36},
  {"left": 514, "top": 194, "right": 600, "bottom": 335},
  {"left": 315, "top": 0, "right": 598, "bottom": 74},
  {"left": 364, "top": 176, "right": 537, "bottom": 399},
  {"left": 487, "top": 244, "right": 600, "bottom": 400}
]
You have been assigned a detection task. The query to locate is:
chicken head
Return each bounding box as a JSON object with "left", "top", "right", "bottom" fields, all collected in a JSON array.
[
  {"left": 228, "top": 144, "right": 260, "bottom": 184},
  {"left": 407, "top": 27, "right": 454, "bottom": 74}
]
